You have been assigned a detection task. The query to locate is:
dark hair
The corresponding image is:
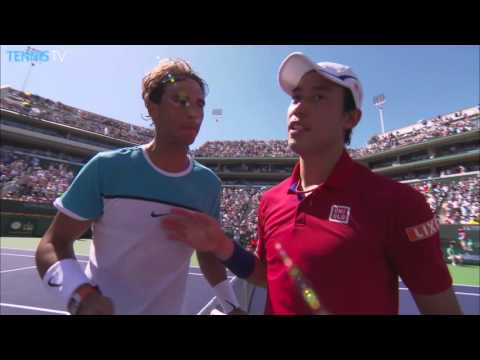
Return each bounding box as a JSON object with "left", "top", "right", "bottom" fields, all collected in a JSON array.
[
  {"left": 343, "top": 88, "right": 356, "bottom": 146},
  {"left": 142, "top": 58, "right": 208, "bottom": 105}
]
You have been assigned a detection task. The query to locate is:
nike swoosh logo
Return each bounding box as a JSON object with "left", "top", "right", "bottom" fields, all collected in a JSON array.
[
  {"left": 151, "top": 211, "right": 170, "bottom": 218},
  {"left": 48, "top": 278, "right": 62, "bottom": 287}
]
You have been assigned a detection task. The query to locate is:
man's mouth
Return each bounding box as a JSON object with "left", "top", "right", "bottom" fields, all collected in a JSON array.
[{"left": 289, "top": 122, "right": 310, "bottom": 134}]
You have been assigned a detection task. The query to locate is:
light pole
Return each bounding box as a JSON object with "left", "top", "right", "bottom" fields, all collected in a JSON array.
[
  {"left": 21, "top": 47, "right": 41, "bottom": 93},
  {"left": 373, "top": 94, "right": 386, "bottom": 134}
]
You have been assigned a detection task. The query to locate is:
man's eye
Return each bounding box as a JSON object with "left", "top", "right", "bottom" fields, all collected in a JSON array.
[
  {"left": 179, "top": 99, "right": 191, "bottom": 107},
  {"left": 174, "top": 96, "right": 191, "bottom": 107},
  {"left": 312, "top": 95, "right": 324, "bottom": 101}
]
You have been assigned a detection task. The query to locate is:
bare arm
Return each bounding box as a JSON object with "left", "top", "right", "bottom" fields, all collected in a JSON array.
[
  {"left": 412, "top": 287, "right": 463, "bottom": 315},
  {"left": 247, "top": 255, "right": 267, "bottom": 288},
  {"left": 162, "top": 209, "right": 268, "bottom": 288},
  {"left": 36, "top": 212, "right": 114, "bottom": 315},
  {"left": 35, "top": 212, "right": 93, "bottom": 278},
  {"left": 196, "top": 251, "right": 228, "bottom": 286}
]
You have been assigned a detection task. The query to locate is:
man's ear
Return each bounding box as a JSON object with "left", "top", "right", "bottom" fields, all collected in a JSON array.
[
  {"left": 146, "top": 100, "right": 159, "bottom": 124},
  {"left": 344, "top": 109, "right": 362, "bottom": 131},
  {"left": 146, "top": 100, "right": 155, "bottom": 117}
]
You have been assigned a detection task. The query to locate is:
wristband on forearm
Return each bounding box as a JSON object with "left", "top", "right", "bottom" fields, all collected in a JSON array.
[
  {"left": 220, "top": 241, "right": 255, "bottom": 279},
  {"left": 42, "top": 258, "right": 92, "bottom": 308}
]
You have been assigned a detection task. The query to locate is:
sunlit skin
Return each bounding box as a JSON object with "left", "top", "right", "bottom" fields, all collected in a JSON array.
[{"left": 145, "top": 78, "right": 206, "bottom": 173}]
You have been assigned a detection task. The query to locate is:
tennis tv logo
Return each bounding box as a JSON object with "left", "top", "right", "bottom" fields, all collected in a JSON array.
[{"left": 7, "top": 47, "right": 67, "bottom": 64}]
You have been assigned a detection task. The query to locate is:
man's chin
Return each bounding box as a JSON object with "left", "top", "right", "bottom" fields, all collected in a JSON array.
[
  {"left": 177, "top": 134, "right": 198, "bottom": 147},
  {"left": 287, "top": 140, "right": 303, "bottom": 156},
  {"left": 165, "top": 138, "right": 196, "bottom": 150}
]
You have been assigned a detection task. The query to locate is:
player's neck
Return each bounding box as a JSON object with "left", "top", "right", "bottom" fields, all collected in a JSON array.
[
  {"left": 145, "top": 140, "right": 190, "bottom": 173},
  {"left": 299, "top": 145, "right": 344, "bottom": 189}
]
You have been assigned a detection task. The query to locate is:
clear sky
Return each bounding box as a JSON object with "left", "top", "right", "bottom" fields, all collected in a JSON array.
[{"left": 1, "top": 45, "right": 478, "bottom": 149}]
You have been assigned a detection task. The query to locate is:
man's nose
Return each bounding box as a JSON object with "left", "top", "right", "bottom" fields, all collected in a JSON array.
[
  {"left": 187, "top": 105, "right": 203, "bottom": 120},
  {"left": 289, "top": 100, "right": 306, "bottom": 117}
]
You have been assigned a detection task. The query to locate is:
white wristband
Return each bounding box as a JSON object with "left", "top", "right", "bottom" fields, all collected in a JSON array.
[
  {"left": 213, "top": 279, "right": 240, "bottom": 313},
  {"left": 42, "top": 259, "right": 91, "bottom": 307}
]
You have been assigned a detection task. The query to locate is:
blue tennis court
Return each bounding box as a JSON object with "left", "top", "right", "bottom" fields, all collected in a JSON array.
[{"left": 1, "top": 246, "right": 478, "bottom": 315}]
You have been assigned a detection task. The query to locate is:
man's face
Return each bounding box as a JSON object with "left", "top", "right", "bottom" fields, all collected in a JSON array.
[
  {"left": 286, "top": 71, "right": 359, "bottom": 156},
  {"left": 148, "top": 78, "right": 205, "bottom": 147}
]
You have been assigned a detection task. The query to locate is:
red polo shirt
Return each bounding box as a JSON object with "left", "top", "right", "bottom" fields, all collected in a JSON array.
[{"left": 255, "top": 150, "right": 452, "bottom": 314}]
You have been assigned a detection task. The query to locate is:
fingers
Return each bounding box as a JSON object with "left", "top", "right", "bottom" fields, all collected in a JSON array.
[
  {"left": 162, "top": 208, "right": 223, "bottom": 253},
  {"left": 162, "top": 210, "right": 198, "bottom": 229},
  {"left": 162, "top": 216, "right": 188, "bottom": 231},
  {"left": 169, "top": 207, "right": 197, "bottom": 219},
  {"left": 77, "top": 294, "right": 115, "bottom": 315},
  {"left": 164, "top": 226, "right": 188, "bottom": 243},
  {"left": 167, "top": 208, "right": 215, "bottom": 225}
]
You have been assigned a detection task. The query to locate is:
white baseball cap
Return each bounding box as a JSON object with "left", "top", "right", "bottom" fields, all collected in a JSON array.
[{"left": 278, "top": 52, "right": 363, "bottom": 110}]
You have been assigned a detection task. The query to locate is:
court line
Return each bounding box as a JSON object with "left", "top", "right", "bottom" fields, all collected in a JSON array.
[
  {"left": 1, "top": 253, "right": 37, "bottom": 258},
  {"left": 188, "top": 272, "right": 234, "bottom": 279},
  {"left": 399, "top": 287, "right": 479, "bottom": 297},
  {"left": 399, "top": 281, "right": 479, "bottom": 289},
  {"left": 196, "top": 276, "right": 237, "bottom": 315},
  {"left": 454, "top": 292, "right": 480, "bottom": 297},
  {"left": 0, "top": 254, "right": 227, "bottom": 278},
  {"left": 1, "top": 248, "right": 200, "bottom": 268},
  {"left": 0, "top": 303, "right": 69, "bottom": 315},
  {"left": 1, "top": 249, "right": 476, "bottom": 290},
  {"left": 1, "top": 266, "right": 37, "bottom": 274},
  {"left": 1, "top": 253, "right": 89, "bottom": 263}
]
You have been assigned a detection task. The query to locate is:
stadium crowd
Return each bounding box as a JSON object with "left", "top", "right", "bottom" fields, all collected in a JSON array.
[
  {"left": 220, "top": 187, "right": 264, "bottom": 247},
  {"left": 349, "top": 110, "right": 479, "bottom": 158},
  {"left": 1, "top": 88, "right": 479, "bottom": 245},
  {"left": 193, "top": 110, "right": 478, "bottom": 159},
  {"left": 2, "top": 146, "right": 478, "bottom": 245},
  {"left": 1, "top": 148, "right": 76, "bottom": 204},
  {"left": 2, "top": 87, "right": 478, "bottom": 159},
  {"left": 194, "top": 140, "right": 298, "bottom": 158},
  {"left": 439, "top": 177, "right": 480, "bottom": 225},
  {"left": 1, "top": 87, "right": 155, "bottom": 145}
]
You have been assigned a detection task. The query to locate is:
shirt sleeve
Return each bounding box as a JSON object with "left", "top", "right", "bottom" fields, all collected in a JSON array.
[
  {"left": 53, "top": 154, "right": 104, "bottom": 221},
  {"left": 385, "top": 185, "right": 452, "bottom": 295}
]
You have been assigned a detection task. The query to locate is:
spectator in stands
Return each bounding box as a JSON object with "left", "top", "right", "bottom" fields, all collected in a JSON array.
[
  {"left": 446, "top": 241, "right": 464, "bottom": 266},
  {"left": 457, "top": 227, "right": 468, "bottom": 251},
  {"left": 35, "top": 58, "right": 240, "bottom": 315},
  {"left": 468, "top": 214, "right": 480, "bottom": 225}
]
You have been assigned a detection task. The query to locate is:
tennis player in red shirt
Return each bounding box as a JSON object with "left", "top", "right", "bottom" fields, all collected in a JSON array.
[{"left": 163, "top": 52, "right": 462, "bottom": 315}]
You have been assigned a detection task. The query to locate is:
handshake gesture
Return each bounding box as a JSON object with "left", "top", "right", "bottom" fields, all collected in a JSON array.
[{"left": 162, "top": 208, "right": 234, "bottom": 261}]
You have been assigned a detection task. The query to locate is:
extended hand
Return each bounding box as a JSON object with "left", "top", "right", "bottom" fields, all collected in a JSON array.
[{"left": 162, "top": 208, "right": 230, "bottom": 256}]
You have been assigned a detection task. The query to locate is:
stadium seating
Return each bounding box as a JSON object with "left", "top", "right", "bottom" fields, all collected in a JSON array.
[{"left": 1, "top": 87, "right": 155, "bottom": 144}]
